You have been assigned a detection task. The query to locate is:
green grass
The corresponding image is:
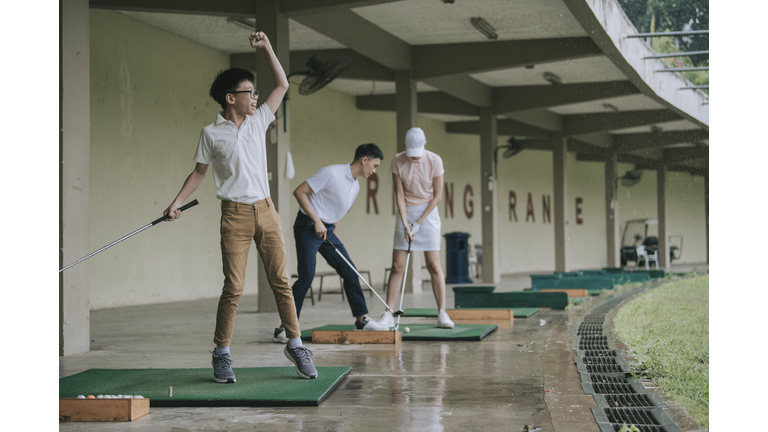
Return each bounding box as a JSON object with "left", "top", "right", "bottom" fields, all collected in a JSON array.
[{"left": 615, "top": 275, "right": 709, "bottom": 429}]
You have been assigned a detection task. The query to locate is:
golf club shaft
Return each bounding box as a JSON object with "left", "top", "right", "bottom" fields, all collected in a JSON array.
[
  {"left": 395, "top": 239, "right": 412, "bottom": 330},
  {"left": 324, "top": 239, "right": 396, "bottom": 315},
  {"left": 59, "top": 199, "right": 200, "bottom": 273}
]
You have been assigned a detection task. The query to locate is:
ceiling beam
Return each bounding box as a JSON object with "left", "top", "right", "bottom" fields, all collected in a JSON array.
[
  {"left": 663, "top": 146, "right": 709, "bottom": 164},
  {"left": 614, "top": 130, "right": 710, "bottom": 152},
  {"left": 357, "top": 92, "right": 479, "bottom": 116},
  {"left": 291, "top": 10, "right": 411, "bottom": 71},
  {"left": 446, "top": 119, "right": 552, "bottom": 138},
  {"left": 289, "top": 49, "right": 394, "bottom": 80},
  {"left": 89, "top": 0, "right": 254, "bottom": 16},
  {"left": 422, "top": 75, "right": 492, "bottom": 108},
  {"left": 494, "top": 81, "right": 640, "bottom": 113},
  {"left": 563, "top": 109, "right": 682, "bottom": 136},
  {"left": 412, "top": 37, "right": 602, "bottom": 80},
  {"left": 279, "top": 0, "right": 404, "bottom": 17}
]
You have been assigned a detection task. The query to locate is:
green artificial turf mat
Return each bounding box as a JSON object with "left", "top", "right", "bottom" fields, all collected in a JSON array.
[
  {"left": 402, "top": 308, "right": 538, "bottom": 318},
  {"left": 301, "top": 324, "right": 497, "bottom": 341},
  {"left": 59, "top": 367, "right": 351, "bottom": 407}
]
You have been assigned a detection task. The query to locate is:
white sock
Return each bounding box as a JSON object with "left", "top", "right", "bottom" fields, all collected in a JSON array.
[
  {"left": 214, "top": 345, "right": 230, "bottom": 355},
  {"left": 288, "top": 337, "right": 302, "bottom": 348}
]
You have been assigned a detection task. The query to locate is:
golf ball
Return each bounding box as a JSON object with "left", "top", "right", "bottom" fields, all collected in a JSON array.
[
  {"left": 404, "top": 327, "right": 410, "bottom": 333},
  {"left": 86, "top": 395, "right": 96, "bottom": 399},
  {"left": 77, "top": 395, "right": 85, "bottom": 399}
]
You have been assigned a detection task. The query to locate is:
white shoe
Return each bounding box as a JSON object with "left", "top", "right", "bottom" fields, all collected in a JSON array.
[
  {"left": 356, "top": 316, "right": 390, "bottom": 331},
  {"left": 376, "top": 311, "right": 394, "bottom": 328},
  {"left": 437, "top": 310, "right": 454, "bottom": 329},
  {"left": 272, "top": 326, "right": 289, "bottom": 344}
]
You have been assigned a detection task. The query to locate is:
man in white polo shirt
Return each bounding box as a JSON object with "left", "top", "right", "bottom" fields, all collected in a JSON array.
[
  {"left": 163, "top": 32, "right": 316, "bottom": 383},
  {"left": 273, "top": 144, "right": 389, "bottom": 342}
]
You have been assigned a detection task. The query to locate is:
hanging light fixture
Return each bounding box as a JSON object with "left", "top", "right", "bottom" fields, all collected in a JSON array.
[{"left": 471, "top": 17, "right": 498, "bottom": 40}]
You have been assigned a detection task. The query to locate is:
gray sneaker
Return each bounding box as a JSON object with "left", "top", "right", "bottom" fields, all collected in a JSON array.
[
  {"left": 283, "top": 345, "right": 318, "bottom": 379},
  {"left": 210, "top": 350, "right": 236, "bottom": 383}
]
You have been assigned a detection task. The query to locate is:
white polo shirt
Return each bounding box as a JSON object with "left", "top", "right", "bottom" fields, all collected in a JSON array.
[
  {"left": 302, "top": 163, "right": 360, "bottom": 224},
  {"left": 193, "top": 105, "right": 275, "bottom": 203}
]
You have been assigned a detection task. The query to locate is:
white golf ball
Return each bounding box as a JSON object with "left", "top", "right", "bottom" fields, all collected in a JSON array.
[
  {"left": 77, "top": 395, "right": 85, "bottom": 399},
  {"left": 133, "top": 395, "right": 144, "bottom": 399},
  {"left": 404, "top": 327, "right": 410, "bottom": 333}
]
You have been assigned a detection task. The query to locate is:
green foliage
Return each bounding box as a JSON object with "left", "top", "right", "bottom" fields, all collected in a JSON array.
[
  {"left": 615, "top": 276, "right": 709, "bottom": 429},
  {"left": 618, "top": 0, "right": 709, "bottom": 66},
  {"left": 618, "top": 424, "right": 641, "bottom": 432}
]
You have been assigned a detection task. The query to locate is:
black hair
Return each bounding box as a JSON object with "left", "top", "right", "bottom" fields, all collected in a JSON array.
[
  {"left": 209, "top": 68, "right": 255, "bottom": 110},
  {"left": 354, "top": 143, "right": 384, "bottom": 162}
]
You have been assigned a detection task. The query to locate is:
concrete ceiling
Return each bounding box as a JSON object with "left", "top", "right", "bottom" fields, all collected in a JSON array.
[{"left": 93, "top": 0, "right": 708, "bottom": 175}]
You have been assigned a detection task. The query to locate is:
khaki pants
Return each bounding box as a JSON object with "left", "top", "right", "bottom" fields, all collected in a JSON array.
[{"left": 214, "top": 197, "right": 300, "bottom": 346}]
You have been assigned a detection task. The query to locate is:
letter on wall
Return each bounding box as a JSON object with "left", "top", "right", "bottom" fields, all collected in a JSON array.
[
  {"left": 464, "top": 184, "right": 474, "bottom": 219},
  {"left": 509, "top": 190, "right": 517, "bottom": 222},
  {"left": 445, "top": 181, "right": 454, "bottom": 218},
  {"left": 367, "top": 172, "right": 379, "bottom": 214},
  {"left": 542, "top": 194, "right": 551, "bottom": 224},
  {"left": 526, "top": 192, "right": 535, "bottom": 222},
  {"left": 576, "top": 197, "right": 583, "bottom": 225}
]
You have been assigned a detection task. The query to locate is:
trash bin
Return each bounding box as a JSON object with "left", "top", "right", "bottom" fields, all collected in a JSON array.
[{"left": 444, "top": 232, "right": 472, "bottom": 284}]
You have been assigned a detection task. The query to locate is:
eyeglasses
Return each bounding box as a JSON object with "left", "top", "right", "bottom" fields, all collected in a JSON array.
[{"left": 228, "top": 89, "right": 259, "bottom": 99}]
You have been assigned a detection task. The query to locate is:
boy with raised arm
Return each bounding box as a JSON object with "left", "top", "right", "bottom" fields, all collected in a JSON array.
[{"left": 164, "top": 32, "right": 317, "bottom": 382}]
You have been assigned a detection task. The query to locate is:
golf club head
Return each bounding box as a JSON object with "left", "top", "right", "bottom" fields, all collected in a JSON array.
[{"left": 393, "top": 309, "right": 405, "bottom": 317}]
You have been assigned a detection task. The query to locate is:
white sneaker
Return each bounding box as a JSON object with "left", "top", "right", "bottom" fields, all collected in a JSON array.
[
  {"left": 437, "top": 310, "right": 454, "bottom": 329},
  {"left": 376, "top": 311, "right": 394, "bottom": 328},
  {"left": 356, "top": 316, "right": 390, "bottom": 331},
  {"left": 272, "top": 326, "right": 289, "bottom": 344}
]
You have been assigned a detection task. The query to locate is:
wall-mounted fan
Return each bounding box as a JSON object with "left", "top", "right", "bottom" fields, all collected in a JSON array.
[
  {"left": 619, "top": 168, "right": 643, "bottom": 187},
  {"left": 493, "top": 137, "right": 525, "bottom": 179},
  {"left": 281, "top": 55, "right": 350, "bottom": 131},
  {"left": 290, "top": 55, "right": 350, "bottom": 95}
]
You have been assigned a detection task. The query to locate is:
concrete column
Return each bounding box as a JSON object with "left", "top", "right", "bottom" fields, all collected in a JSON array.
[
  {"left": 255, "top": 1, "right": 291, "bottom": 312},
  {"left": 395, "top": 70, "right": 422, "bottom": 293},
  {"left": 60, "top": 0, "right": 90, "bottom": 356},
  {"left": 605, "top": 152, "right": 620, "bottom": 268},
  {"left": 553, "top": 133, "right": 569, "bottom": 272},
  {"left": 704, "top": 173, "right": 709, "bottom": 264},
  {"left": 657, "top": 163, "right": 671, "bottom": 269},
  {"left": 479, "top": 108, "right": 500, "bottom": 283}
]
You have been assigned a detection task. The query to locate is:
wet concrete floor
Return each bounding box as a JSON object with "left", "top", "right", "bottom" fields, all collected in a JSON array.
[{"left": 57, "top": 271, "right": 700, "bottom": 432}]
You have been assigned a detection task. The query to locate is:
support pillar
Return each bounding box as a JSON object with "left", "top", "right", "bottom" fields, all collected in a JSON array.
[
  {"left": 479, "top": 108, "right": 500, "bottom": 283},
  {"left": 704, "top": 173, "right": 709, "bottom": 264},
  {"left": 395, "top": 70, "right": 422, "bottom": 293},
  {"left": 255, "top": 2, "right": 291, "bottom": 312},
  {"left": 553, "top": 133, "right": 569, "bottom": 272},
  {"left": 657, "top": 163, "right": 671, "bottom": 269},
  {"left": 605, "top": 152, "right": 620, "bottom": 268},
  {"left": 60, "top": 0, "right": 91, "bottom": 356}
]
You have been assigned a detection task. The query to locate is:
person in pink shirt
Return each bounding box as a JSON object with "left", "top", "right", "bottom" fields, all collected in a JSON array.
[{"left": 377, "top": 127, "right": 455, "bottom": 329}]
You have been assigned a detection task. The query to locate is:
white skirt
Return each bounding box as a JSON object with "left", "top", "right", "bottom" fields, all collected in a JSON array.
[{"left": 393, "top": 203, "right": 441, "bottom": 251}]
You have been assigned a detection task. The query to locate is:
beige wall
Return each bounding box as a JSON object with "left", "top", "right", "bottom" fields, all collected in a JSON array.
[
  {"left": 88, "top": 10, "right": 708, "bottom": 309},
  {"left": 89, "top": 10, "right": 229, "bottom": 308}
]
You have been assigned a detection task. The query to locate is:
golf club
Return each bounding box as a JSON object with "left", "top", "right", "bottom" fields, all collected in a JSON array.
[
  {"left": 322, "top": 239, "right": 403, "bottom": 318},
  {"left": 394, "top": 223, "right": 419, "bottom": 331},
  {"left": 59, "top": 199, "right": 200, "bottom": 273}
]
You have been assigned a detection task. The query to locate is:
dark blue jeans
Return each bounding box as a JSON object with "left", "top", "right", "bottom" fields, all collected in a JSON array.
[{"left": 292, "top": 211, "right": 369, "bottom": 318}]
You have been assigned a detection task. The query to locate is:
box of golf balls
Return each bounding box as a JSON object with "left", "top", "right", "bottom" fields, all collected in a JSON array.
[{"left": 59, "top": 395, "right": 149, "bottom": 422}]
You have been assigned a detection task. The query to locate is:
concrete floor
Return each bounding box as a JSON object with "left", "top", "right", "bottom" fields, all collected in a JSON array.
[{"left": 59, "top": 267, "right": 706, "bottom": 432}]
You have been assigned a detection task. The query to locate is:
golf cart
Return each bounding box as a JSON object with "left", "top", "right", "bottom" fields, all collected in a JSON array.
[{"left": 620, "top": 219, "right": 683, "bottom": 267}]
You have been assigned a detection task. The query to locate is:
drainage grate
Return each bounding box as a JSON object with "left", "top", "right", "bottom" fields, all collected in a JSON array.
[
  {"left": 578, "top": 336, "right": 609, "bottom": 350},
  {"left": 582, "top": 316, "right": 605, "bottom": 324},
  {"left": 582, "top": 364, "right": 627, "bottom": 374},
  {"left": 578, "top": 349, "right": 621, "bottom": 357},
  {"left": 580, "top": 356, "right": 621, "bottom": 365},
  {"left": 586, "top": 373, "right": 634, "bottom": 384},
  {"left": 596, "top": 393, "right": 664, "bottom": 408},
  {"left": 577, "top": 323, "right": 605, "bottom": 335},
  {"left": 587, "top": 383, "right": 641, "bottom": 394},
  {"left": 604, "top": 407, "right": 660, "bottom": 425}
]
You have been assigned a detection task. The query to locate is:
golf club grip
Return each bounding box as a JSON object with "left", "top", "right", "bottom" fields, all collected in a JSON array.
[{"left": 152, "top": 199, "right": 200, "bottom": 225}]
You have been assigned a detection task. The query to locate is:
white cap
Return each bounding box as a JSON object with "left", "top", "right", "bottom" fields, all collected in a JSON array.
[{"left": 405, "top": 127, "right": 426, "bottom": 157}]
